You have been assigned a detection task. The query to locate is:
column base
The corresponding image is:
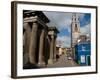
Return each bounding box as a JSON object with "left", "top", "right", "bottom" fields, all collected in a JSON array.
[
  {"left": 48, "top": 59, "right": 53, "bottom": 64},
  {"left": 53, "top": 58, "right": 57, "bottom": 63},
  {"left": 37, "top": 62, "right": 46, "bottom": 67}
]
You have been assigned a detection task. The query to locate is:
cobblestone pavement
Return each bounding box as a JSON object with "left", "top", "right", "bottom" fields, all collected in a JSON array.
[{"left": 47, "top": 54, "right": 78, "bottom": 68}]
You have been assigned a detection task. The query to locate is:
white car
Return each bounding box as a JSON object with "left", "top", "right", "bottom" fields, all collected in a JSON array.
[{"left": 68, "top": 57, "right": 72, "bottom": 60}]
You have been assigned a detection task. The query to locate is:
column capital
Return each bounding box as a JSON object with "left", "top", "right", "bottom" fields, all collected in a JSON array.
[
  {"left": 24, "top": 16, "right": 38, "bottom": 23},
  {"left": 32, "top": 21, "right": 38, "bottom": 24},
  {"left": 51, "top": 35, "right": 54, "bottom": 39}
]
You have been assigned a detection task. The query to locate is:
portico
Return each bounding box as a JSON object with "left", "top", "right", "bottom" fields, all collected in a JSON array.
[{"left": 23, "top": 10, "right": 59, "bottom": 68}]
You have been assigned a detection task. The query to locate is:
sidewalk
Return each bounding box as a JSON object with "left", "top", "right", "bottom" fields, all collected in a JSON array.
[{"left": 47, "top": 54, "right": 78, "bottom": 68}]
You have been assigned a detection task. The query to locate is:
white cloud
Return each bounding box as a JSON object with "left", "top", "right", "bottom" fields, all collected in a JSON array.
[
  {"left": 44, "top": 12, "right": 85, "bottom": 32},
  {"left": 78, "top": 13, "right": 85, "bottom": 21},
  {"left": 56, "top": 36, "right": 71, "bottom": 48},
  {"left": 43, "top": 11, "right": 90, "bottom": 47},
  {"left": 43, "top": 12, "right": 72, "bottom": 30},
  {"left": 80, "top": 23, "right": 91, "bottom": 36}
]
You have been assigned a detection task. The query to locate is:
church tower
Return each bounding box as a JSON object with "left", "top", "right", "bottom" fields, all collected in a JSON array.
[{"left": 71, "top": 13, "right": 80, "bottom": 47}]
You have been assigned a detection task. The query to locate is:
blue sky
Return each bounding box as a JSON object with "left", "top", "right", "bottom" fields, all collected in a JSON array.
[
  {"left": 80, "top": 13, "right": 91, "bottom": 27},
  {"left": 43, "top": 11, "right": 91, "bottom": 48}
]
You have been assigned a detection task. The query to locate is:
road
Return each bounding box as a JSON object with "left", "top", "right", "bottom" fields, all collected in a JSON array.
[{"left": 47, "top": 54, "right": 78, "bottom": 68}]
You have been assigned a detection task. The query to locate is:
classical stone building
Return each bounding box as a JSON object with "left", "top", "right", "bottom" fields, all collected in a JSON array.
[
  {"left": 48, "top": 27, "right": 59, "bottom": 63},
  {"left": 23, "top": 10, "right": 59, "bottom": 68},
  {"left": 78, "top": 35, "right": 87, "bottom": 43},
  {"left": 57, "top": 47, "right": 67, "bottom": 56}
]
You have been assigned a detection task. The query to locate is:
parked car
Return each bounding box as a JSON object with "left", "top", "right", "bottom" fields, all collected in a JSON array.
[{"left": 68, "top": 56, "right": 72, "bottom": 60}]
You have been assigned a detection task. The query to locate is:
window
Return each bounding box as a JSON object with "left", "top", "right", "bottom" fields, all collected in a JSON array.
[
  {"left": 81, "top": 55, "right": 85, "bottom": 63},
  {"left": 75, "top": 24, "right": 78, "bottom": 32}
]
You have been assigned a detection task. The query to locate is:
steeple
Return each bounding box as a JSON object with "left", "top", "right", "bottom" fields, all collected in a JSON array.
[
  {"left": 72, "top": 13, "right": 79, "bottom": 23},
  {"left": 71, "top": 13, "right": 80, "bottom": 47},
  {"left": 72, "top": 13, "right": 80, "bottom": 33}
]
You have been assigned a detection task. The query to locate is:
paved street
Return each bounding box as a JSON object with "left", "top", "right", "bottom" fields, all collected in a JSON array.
[{"left": 47, "top": 54, "right": 78, "bottom": 68}]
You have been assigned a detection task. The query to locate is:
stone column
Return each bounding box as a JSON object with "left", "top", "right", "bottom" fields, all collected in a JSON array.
[
  {"left": 23, "top": 22, "right": 31, "bottom": 65},
  {"left": 38, "top": 29, "right": 45, "bottom": 66},
  {"left": 48, "top": 35, "right": 54, "bottom": 64},
  {"left": 23, "top": 22, "right": 31, "bottom": 53},
  {"left": 53, "top": 37, "right": 57, "bottom": 62},
  {"left": 29, "top": 22, "right": 38, "bottom": 64}
]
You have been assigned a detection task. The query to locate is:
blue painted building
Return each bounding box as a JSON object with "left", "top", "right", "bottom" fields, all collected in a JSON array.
[{"left": 75, "top": 41, "right": 91, "bottom": 66}]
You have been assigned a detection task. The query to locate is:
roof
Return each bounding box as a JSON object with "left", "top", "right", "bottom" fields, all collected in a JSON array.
[
  {"left": 77, "top": 41, "right": 91, "bottom": 45},
  {"left": 48, "top": 27, "right": 59, "bottom": 33},
  {"left": 23, "top": 10, "right": 50, "bottom": 23}
]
